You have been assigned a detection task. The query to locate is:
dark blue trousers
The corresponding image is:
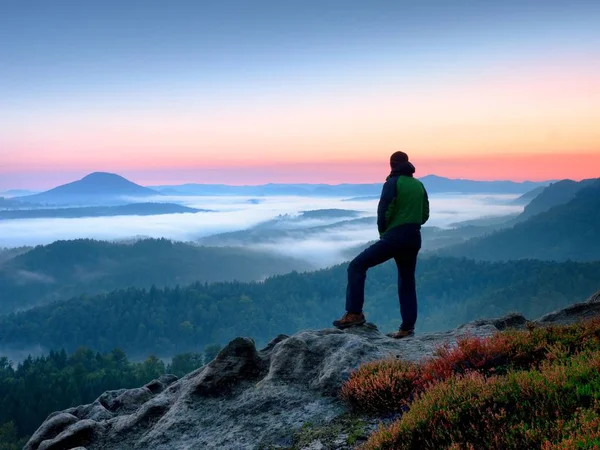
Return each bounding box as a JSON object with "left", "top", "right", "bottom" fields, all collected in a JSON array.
[{"left": 346, "top": 236, "right": 419, "bottom": 331}]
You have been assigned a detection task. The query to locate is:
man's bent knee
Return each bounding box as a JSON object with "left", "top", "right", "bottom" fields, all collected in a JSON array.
[{"left": 348, "top": 258, "right": 367, "bottom": 274}]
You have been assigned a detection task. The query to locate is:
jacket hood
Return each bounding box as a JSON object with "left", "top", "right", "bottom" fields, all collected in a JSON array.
[{"left": 389, "top": 161, "right": 416, "bottom": 178}]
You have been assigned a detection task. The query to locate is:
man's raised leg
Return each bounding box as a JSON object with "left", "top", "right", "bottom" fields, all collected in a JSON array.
[{"left": 346, "top": 240, "right": 396, "bottom": 309}]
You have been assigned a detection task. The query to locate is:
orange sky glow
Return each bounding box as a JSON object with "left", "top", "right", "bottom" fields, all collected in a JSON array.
[{"left": 2, "top": 56, "right": 599, "bottom": 188}]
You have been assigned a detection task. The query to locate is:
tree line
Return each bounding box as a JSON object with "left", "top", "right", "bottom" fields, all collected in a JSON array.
[{"left": 1, "top": 257, "right": 599, "bottom": 356}]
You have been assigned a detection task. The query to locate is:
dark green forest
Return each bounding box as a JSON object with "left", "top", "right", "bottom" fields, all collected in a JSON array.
[
  {"left": 0, "top": 238, "right": 313, "bottom": 314},
  {"left": 0, "top": 347, "right": 216, "bottom": 448},
  {"left": 0, "top": 202, "right": 206, "bottom": 220},
  {"left": 0, "top": 247, "right": 31, "bottom": 264},
  {"left": 1, "top": 257, "right": 599, "bottom": 356},
  {"left": 442, "top": 181, "right": 600, "bottom": 261}
]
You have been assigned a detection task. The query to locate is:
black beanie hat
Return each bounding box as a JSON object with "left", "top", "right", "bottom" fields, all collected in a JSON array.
[
  {"left": 390, "top": 151, "right": 409, "bottom": 165},
  {"left": 388, "top": 151, "right": 415, "bottom": 177}
]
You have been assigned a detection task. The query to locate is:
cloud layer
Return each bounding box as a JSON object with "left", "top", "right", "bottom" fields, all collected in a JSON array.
[{"left": 0, "top": 194, "right": 523, "bottom": 267}]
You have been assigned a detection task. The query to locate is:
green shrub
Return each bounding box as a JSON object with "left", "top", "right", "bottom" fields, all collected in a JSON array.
[{"left": 542, "top": 409, "right": 600, "bottom": 450}]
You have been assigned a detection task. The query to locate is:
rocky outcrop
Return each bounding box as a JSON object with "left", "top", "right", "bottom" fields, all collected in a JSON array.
[
  {"left": 537, "top": 289, "right": 600, "bottom": 324},
  {"left": 25, "top": 291, "right": 600, "bottom": 450}
]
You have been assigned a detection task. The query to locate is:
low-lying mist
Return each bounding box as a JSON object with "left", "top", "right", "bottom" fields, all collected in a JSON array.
[{"left": 0, "top": 194, "right": 523, "bottom": 267}]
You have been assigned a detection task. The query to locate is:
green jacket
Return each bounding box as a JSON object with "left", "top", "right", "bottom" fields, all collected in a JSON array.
[{"left": 377, "top": 166, "right": 429, "bottom": 237}]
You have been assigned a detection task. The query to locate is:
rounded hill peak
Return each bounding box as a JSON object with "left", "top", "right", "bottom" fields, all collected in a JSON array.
[
  {"left": 82, "top": 172, "right": 123, "bottom": 179},
  {"left": 24, "top": 172, "right": 159, "bottom": 204}
]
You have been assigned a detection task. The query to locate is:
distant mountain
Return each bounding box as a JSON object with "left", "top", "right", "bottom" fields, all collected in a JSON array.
[
  {"left": 511, "top": 186, "right": 546, "bottom": 205},
  {"left": 207, "top": 217, "right": 374, "bottom": 242},
  {"left": 441, "top": 180, "right": 600, "bottom": 261},
  {"left": 342, "top": 195, "right": 380, "bottom": 202},
  {"left": 0, "top": 189, "right": 38, "bottom": 198},
  {"left": 199, "top": 214, "right": 374, "bottom": 249},
  {"left": 0, "top": 197, "right": 23, "bottom": 208},
  {"left": 0, "top": 238, "right": 313, "bottom": 314},
  {"left": 297, "top": 209, "right": 362, "bottom": 219},
  {"left": 516, "top": 178, "right": 599, "bottom": 222},
  {"left": 149, "top": 177, "right": 551, "bottom": 197},
  {"left": 20, "top": 172, "right": 160, "bottom": 206},
  {"left": 0, "top": 203, "right": 208, "bottom": 220},
  {"left": 419, "top": 175, "right": 551, "bottom": 194},
  {"left": 149, "top": 183, "right": 383, "bottom": 197}
]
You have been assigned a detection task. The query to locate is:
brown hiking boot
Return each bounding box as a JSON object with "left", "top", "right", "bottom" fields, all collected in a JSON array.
[
  {"left": 333, "top": 312, "right": 366, "bottom": 329},
  {"left": 387, "top": 329, "right": 415, "bottom": 339}
]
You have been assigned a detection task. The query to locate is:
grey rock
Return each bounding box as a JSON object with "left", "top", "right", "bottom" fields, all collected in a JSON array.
[
  {"left": 26, "top": 295, "right": 600, "bottom": 450},
  {"left": 36, "top": 419, "right": 103, "bottom": 450},
  {"left": 98, "top": 387, "right": 153, "bottom": 414},
  {"left": 537, "top": 290, "right": 600, "bottom": 325},
  {"left": 587, "top": 290, "right": 600, "bottom": 304},
  {"left": 462, "top": 312, "right": 529, "bottom": 330},
  {"left": 302, "top": 442, "right": 325, "bottom": 450},
  {"left": 191, "top": 337, "right": 267, "bottom": 397},
  {"left": 144, "top": 374, "right": 177, "bottom": 395},
  {"left": 24, "top": 413, "right": 78, "bottom": 450},
  {"left": 260, "top": 333, "right": 290, "bottom": 352},
  {"left": 159, "top": 373, "right": 179, "bottom": 385},
  {"left": 69, "top": 401, "right": 114, "bottom": 422}
]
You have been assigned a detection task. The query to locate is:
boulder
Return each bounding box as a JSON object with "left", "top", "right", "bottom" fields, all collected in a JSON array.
[
  {"left": 36, "top": 419, "right": 103, "bottom": 450},
  {"left": 24, "top": 413, "right": 79, "bottom": 450},
  {"left": 537, "top": 290, "right": 600, "bottom": 325}
]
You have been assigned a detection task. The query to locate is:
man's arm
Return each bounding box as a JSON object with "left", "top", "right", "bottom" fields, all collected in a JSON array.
[
  {"left": 377, "top": 177, "right": 397, "bottom": 236},
  {"left": 422, "top": 187, "right": 430, "bottom": 225}
]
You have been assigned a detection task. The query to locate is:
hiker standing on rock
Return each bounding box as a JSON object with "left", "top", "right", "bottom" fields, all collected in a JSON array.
[{"left": 333, "top": 151, "right": 429, "bottom": 338}]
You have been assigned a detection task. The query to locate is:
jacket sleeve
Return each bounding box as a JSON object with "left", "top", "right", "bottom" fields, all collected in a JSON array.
[
  {"left": 421, "top": 186, "right": 430, "bottom": 225},
  {"left": 377, "top": 177, "right": 397, "bottom": 236}
]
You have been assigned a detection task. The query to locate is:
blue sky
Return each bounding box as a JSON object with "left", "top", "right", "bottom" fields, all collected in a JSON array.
[{"left": 1, "top": 0, "right": 599, "bottom": 188}]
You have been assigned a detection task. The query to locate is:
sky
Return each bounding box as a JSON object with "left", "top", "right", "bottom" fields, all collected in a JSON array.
[{"left": 1, "top": 0, "right": 600, "bottom": 190}]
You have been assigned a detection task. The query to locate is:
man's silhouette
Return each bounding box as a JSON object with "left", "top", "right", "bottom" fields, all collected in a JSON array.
[{"left": 333, "top": 151, "right": 429, "bottom": 338}]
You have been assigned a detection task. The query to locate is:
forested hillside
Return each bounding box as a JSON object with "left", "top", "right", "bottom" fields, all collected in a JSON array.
[
  {"left": 0, "top": 239, "right": 312, "bottom": 314},
  {"left": 441, "top": 181, "right": 600, "bottom": 261},
  {"left": 517, "top": 178, "right": 598, "bottom": 221},
  {"left": 0, "top": 247, "right": 30, "bottom": 264},
  {"left": 1, "top": 257, "right": 599, "bottom": 356},
  {"left": 510, "top": 186, "right": 545, "bottom": 205}
]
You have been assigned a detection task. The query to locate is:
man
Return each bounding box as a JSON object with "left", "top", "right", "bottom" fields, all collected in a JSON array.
[{"left": 333, "top": 151, "right": 429, "bottom": 338}]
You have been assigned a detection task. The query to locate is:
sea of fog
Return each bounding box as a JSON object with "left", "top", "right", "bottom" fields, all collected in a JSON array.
[{"left": 0, "top": 194, "right": 523, "bottom": 252}]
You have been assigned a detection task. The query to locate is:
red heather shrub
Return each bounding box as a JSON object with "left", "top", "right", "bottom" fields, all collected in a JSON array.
[
  {"left": 420, "top": 333, "right": 514, "bottom": 385},
  {"left": 343, "top": 318, "right": 600, "bottom": 423},
  {"left": 340, "top": 358, "right": 421, "bottom": 414},
  {"left": 361, "top": 351, "right": 600, "bottom": 450},
  {"left": 342, "top": 334, "right": 516, "bottom": 415}
]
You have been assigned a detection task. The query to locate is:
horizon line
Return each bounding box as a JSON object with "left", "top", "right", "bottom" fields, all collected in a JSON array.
[{"left": 1, "top": 170, "right": 572, "bottom": 194}]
